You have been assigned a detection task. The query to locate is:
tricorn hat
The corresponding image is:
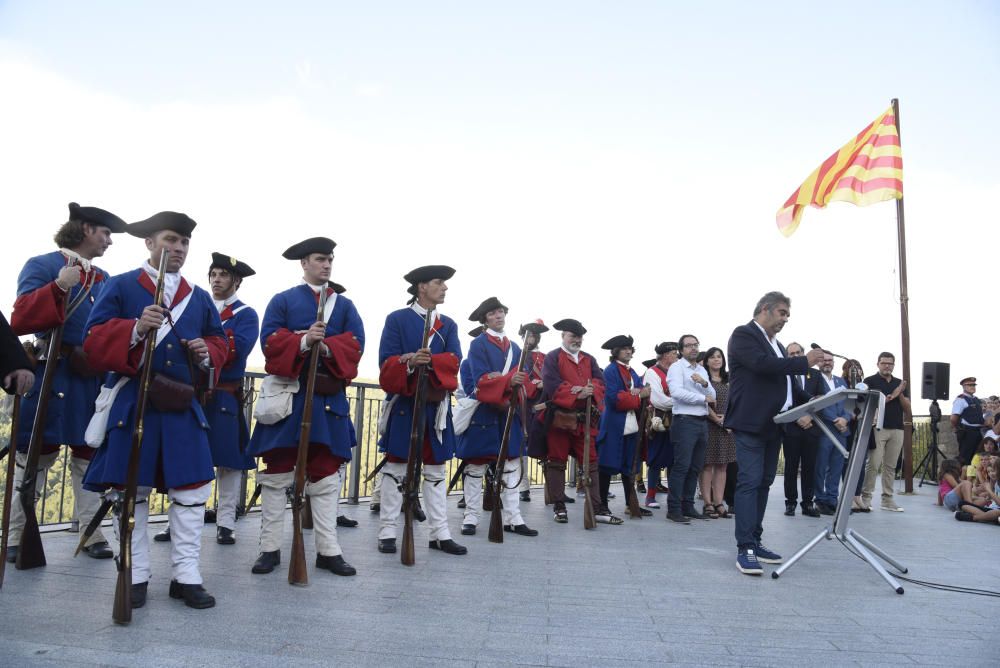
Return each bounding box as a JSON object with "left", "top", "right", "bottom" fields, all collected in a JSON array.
[
  {"left": 68, "top": 202, "right": 127, "bottom": 233},
  {"left": 642, "top": 358, "right": 657, "bottom": 369},
  {"left": 602, "top": 334, "right": 634, "bottom": 350},
  {"left": 404, "top": 265, "right": 456, "bottom": 298},
  {"left": 127, "top": 211, "right": 197, "bottom": 238},
  {"left": 655, "top": 341, "right": 679, "bottom": 355},
  {"left": 518, "top": 319, "right": 549, "bottom": 337},
  {"left": 468, "top": 325, "right": 485, "bottom": 338},
  {"left": 553, "top": 318, "right": 586, "bottom": 336},
  {"left": 468, "top": 296, "right": 508, "bottom": 323},
  {"left": 282, "top": 236, "right": 336, "bottom": 260},
  {"left": 209, "top": 252, "right": 255, "bottom": 278}
]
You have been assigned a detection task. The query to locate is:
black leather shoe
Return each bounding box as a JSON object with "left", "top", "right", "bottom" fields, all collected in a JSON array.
[
  {"left": 504, "top": 523, "right": 539, "bottom": 536},
  {"left": 370, "top": 502, "right": 380, "bottom": 513},
  {"left": 784, "top": 502, "right": 796, "bottom": 516},
  {"left": 461, "top": 523, "right": 476, "bottom": 535},
  {"left": 519, "top": 490, "right": 531, "bottom": 502},
  {"left": 169, "top": 580, "right": 216, "bottom": 609},
  {"left": 336, "top": 515, "right": 358, "bottom": 528},
  {"left": 216, "top": 527, "right": 235, "bottom": 545},
  {"left": 5, "top": 545, "right": 17, "bottom": 563},
  {"left": 378, "top": 538, "right": 396, "bottom": 554},
  {"left": 153, "top": 526, "right": 171, "bottom": 542},
  {"left": 818, "top": 503, "right": 835, "bottom": 516},
  {"left": 666, "top": 512, "right": 691, "bottom": 524},
  {"left": 636, "top": 481, "right": 647, "bottom": 494},
  {"left": 131, "top": 581, "right": 148, "bottom": 609},
  {"left": 428, "top": 539, "right": 467, "bottom": 555},
  {"left": 251, "top": 550, "right": 281, "bottom": 574},
  {"left": 683, "top": 509, "right": 708, "bottom": 520},
  {"left": 801, "top": 503, "right": 821, "bottom": 517},
  {"left": 82, "top": 541, "right": 114, "bottom": 559},
  {"left": 656, "top": 484, "right": 670, "bottom": 493},
  {"left": 637, "top": 507, "right": 653, "bottom": 517},
  {"left": 316, "top": 554, "right": 356, "bottom": 576},
  {"left": 561, "top": 495, "right": 575, "bottom": 504},
  {"left": 457, "top": 496, "right": 466, "bottom": 509}
]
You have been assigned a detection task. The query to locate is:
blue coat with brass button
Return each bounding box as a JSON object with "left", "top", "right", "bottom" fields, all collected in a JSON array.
[{"left": 81, "top": 268, "right": 228, "bottom": 492}]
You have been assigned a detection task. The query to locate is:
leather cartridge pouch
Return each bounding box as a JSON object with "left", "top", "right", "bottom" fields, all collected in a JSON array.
[
  {"left": 551, "top": 409, "right": 580, "bottom": 431},
  {"left": 313, "top": 370, "right": 345, "bottom": 396},
  {"left": 65, "top": 345, "right": 101, "bottom": 378},
  {"left": 148, "top": 373, "right": 195, "bottom": 412},
  {"left": 654, "top": 408, "right": 672, "bottom": 428}
]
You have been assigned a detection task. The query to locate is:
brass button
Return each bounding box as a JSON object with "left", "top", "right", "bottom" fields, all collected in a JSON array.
[
  {"left": 57, "top": 392, "right": 65, "bottom": 398},
  {"left": 117, "top": 420, "right": 124, "bottom": 427},
  {"left": 166, "top": 343, "right": 173, "bottom": 349},
  {"left": 166, "top": 360, "right": 173, "bottom": 367},
  {"left": 325, "top": 405, "right": 331, "bottom": 412},
  {"left": 221, "top": 407, "right": 227, "bottom": 413}
]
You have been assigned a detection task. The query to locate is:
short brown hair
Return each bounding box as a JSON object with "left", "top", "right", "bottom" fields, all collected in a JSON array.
[{"left": 53, "top": 220, "right": 87, "bottom": 249}]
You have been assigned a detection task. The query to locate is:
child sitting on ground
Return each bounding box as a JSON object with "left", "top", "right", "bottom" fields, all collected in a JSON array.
[{"left": 955, "top": 456, "right": 1000, "bottom": 524}]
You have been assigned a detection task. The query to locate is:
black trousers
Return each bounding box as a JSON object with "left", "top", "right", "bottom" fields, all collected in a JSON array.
[
  {"left": 958, "top": 428, "right": 982, "bottom": 465},
  {"left": 782, "top": 428, "right": 818, "bottom": 505}
]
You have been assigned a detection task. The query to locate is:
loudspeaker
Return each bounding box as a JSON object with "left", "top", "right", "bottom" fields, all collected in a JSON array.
[{"left": 922, "top": 362, "right": 950, "bottom": 400}]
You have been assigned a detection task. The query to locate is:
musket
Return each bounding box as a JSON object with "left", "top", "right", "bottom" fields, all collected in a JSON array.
[
  {"left": 401, "top": 307, "right": 435, "bottom": 566},
  {"left": 626, "top": 397, "right": 649, "bottom": 520},
  {"left": 581, "top": 380, "right": 596, "bottom": 530},
  {"left": 16, "top": 258, "right": 79, "bottom": 570},
  {"left": 113, "top": 248, "right": 168, "bottom": 624},
  {"left": 1, "top": 395, "right": 22, "bottom": 589},
  {"left": 487, "top": 332, "right": 536, "bottom": 543},
  {"left": 287, "top": 287, "right": 328, "bottom": 586},
  {"left": 363, "top": 455, "right": 388, "bottom": 484}
]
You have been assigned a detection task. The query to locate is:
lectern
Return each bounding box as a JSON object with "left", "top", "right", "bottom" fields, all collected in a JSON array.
[{"left": 772, "top": 387, "right": 908, "bottom": 594}]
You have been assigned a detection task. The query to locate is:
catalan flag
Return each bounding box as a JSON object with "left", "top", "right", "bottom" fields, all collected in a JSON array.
[{"left": 776, "top": 106, "right": 903, "bottom": 236}]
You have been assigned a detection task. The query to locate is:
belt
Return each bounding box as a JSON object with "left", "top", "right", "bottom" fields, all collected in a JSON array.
[{"left": 674, "top": 414, "right": 706, "bottom": 420}]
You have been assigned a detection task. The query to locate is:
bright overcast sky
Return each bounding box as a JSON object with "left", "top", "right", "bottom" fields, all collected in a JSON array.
[{"left": 1, "top": 1, "right": 997, "bottom": 410}]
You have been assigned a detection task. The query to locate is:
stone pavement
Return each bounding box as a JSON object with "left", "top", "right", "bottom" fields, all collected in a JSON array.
[{"left": 1, "top": 479, "right": 997, "bottom": 667}]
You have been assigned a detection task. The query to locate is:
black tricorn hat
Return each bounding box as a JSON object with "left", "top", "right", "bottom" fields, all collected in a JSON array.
[
  {"left": 655, "top": 341, "right": 679, "bottom": 355},
  {"left": 642, "top": 358, "right": 657, "bottom": 369},
  {"left": 68, "top": 202, "right": 127, "bottom": 233},
  {"left": 328, "top": 281, "right": 347, "bottom": 294},
  {"left": 468, "top": 325, "right": 485, "bottom": 338},
  {"left": 602, "top": 334, "right": 634, "bottom": 350},
  {"left": 553, "top": 318, "right": 586, "bottom": 336},
  {"left": 518, "top": 319, "right": 550, "bottom": 337},
  {"left": 404, "top": 265, "right": 455, "bottom": 297},
  {"left": 127, "top": 211, "right": 197, "bottom": 238},
  {"left": 468, "top": 296, "right": 508, "bottom": 323},
  {"left": 209, "top": 252, "right": 256, "bottom": 278},
  {"left": 282, "top": 236, "right": 336, "bottom": 260}
]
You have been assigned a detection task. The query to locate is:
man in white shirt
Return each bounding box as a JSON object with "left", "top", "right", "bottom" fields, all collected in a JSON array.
[
  {"left": 641, "top": 342, "right": 678, "bottom": 508},
  {"left": 665, "top": 335, "right": 716, "bottom": 523}
]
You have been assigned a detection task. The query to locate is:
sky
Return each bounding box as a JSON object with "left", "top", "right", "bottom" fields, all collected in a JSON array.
[{"left": 1, "top": 1, "right": 997, "bottom": 412}]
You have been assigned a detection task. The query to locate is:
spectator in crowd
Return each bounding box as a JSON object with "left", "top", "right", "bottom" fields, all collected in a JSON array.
[
  {"left": 954, "top": 456, "right": 1000, "bottom": 523},
  {"left": 665, "top": 334, "right": 715, "bottom": 523},
  {"left": 861, "top": 353, "right": 909, "bottom": 512},
  {"left": 951, "top": 377, "right": 985, "bottom": 465},
  {"left": 641, "top": 342, "right": 678, "bottom": 508},
  {"left": 780, "top": 341, "right": 824, "bottom": 517},
  {"left": 937, "top": 459, "right": 964, "bottom": 511},
  {"left": 814, "top": 352, "right": 851, "bottom": 515},
  {"left": 701, "top": 347, "right": 735, "bottom": 519},
  {"left": 842, "top": 359, "right": 872, "bottom": 513}
]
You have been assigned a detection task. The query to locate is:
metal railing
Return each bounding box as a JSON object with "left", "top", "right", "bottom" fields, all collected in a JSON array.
[{"left": 0, "top": 381, "right": 939, "bottom": 529}]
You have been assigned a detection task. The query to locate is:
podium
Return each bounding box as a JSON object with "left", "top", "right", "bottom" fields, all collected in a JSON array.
[{"left": 772, "top": 387, "right": 908, "bottom": 594}]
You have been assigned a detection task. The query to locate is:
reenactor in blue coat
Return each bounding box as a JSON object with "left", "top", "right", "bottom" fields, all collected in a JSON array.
[
  {"left": 376, "top": 265, "right": 466, "bottom": 556},
  {"left": 154, "top": 253, "right": 260, "bottom": 545},
  {"left": 82, "top": 212, "right": 229, "bottom": 610},
  {"left": 596, "top": 335, "right": 652, "bottom": 523},
  {"left": 246, "top": 237, "right": 363, "bottom": 578},
  {"left": 7, "top": 202, "right": 127, "bottom": 563},
  {"left": 453, "top": 297, "right": 539, "bottom": 537}
]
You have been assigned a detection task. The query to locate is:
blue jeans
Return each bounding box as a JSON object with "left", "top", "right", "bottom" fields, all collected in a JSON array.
[
  {"left": 667, "top": 415, "right": 708, "bottom": 514},
  {"left": 733, "top": 429, "right": 781, "bottom": 549},
  {"left": 814, "top": 424, "right": 847, "bottom": 507}
]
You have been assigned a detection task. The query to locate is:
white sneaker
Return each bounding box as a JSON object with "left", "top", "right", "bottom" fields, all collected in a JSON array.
[
  {"left": 645, "top": 499, "right": 661, "bottom": 509},
  {"left": 880, "top": 498, "right": 904, "bottom": 512}
]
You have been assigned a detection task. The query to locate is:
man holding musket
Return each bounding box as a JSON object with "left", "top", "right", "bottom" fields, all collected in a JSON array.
[
  {"left": 540, "top": 319, "right": 605, "bottom": 524},
  {"left": 376, "top": 265, "right": 466, "bottom": 556},
  {"left": 246, "top": 237, "right": 363, "bottom": 577},
  {"left": 155, "top": 252, "right": 259, "bottom": 545},
  {"left": 82, "top": 212, "right": 228, "bottom": 609},
  {"left": 7, "top": 202, "right": 127, "bottom": 563},
  {"left": 454, "top": 297, "right": 540, "bottom": 537}
]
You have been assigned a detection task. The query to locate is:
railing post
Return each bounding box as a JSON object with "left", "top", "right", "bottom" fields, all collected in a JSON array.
[{"left": 348, "top": 386, "right": 365, "bottom": 504}]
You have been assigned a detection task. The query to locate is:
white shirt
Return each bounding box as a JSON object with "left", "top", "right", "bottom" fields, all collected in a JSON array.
[
  {"left": 643, "top": 365, "right": 674, "bottom": 411},
  {"left": 752, "top": 320, "right": 793, "bottom": 412},
  {"left": 951, "top": 394, "right": 982, "bottom": 426},
  {"left": 666, "top": 359, "right": 716, "bottom": 416},
  {"left": 560, "top": 345, "right": 580, "bottom": 364}
]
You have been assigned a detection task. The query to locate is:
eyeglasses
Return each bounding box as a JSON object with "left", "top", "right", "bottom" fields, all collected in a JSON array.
[{"left": 682, "top": 343, "right": 699, "bottom": 349}]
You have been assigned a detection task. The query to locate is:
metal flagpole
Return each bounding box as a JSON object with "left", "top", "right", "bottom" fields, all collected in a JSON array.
[{"left": 891, "top": 97, "right": 914, "bottom": 492}]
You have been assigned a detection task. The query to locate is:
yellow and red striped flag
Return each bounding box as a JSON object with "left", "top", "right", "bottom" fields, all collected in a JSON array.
[{"left": 776, "top": 106, "right": 903, "bottom": 236}]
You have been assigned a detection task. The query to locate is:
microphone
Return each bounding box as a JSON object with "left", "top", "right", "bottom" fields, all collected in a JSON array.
[
  {"left": 811, "top": 342, "right": 849, "bottom": 361},
  {"left": 812, "top": 343, "right": 866, "bottom": 390}
]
